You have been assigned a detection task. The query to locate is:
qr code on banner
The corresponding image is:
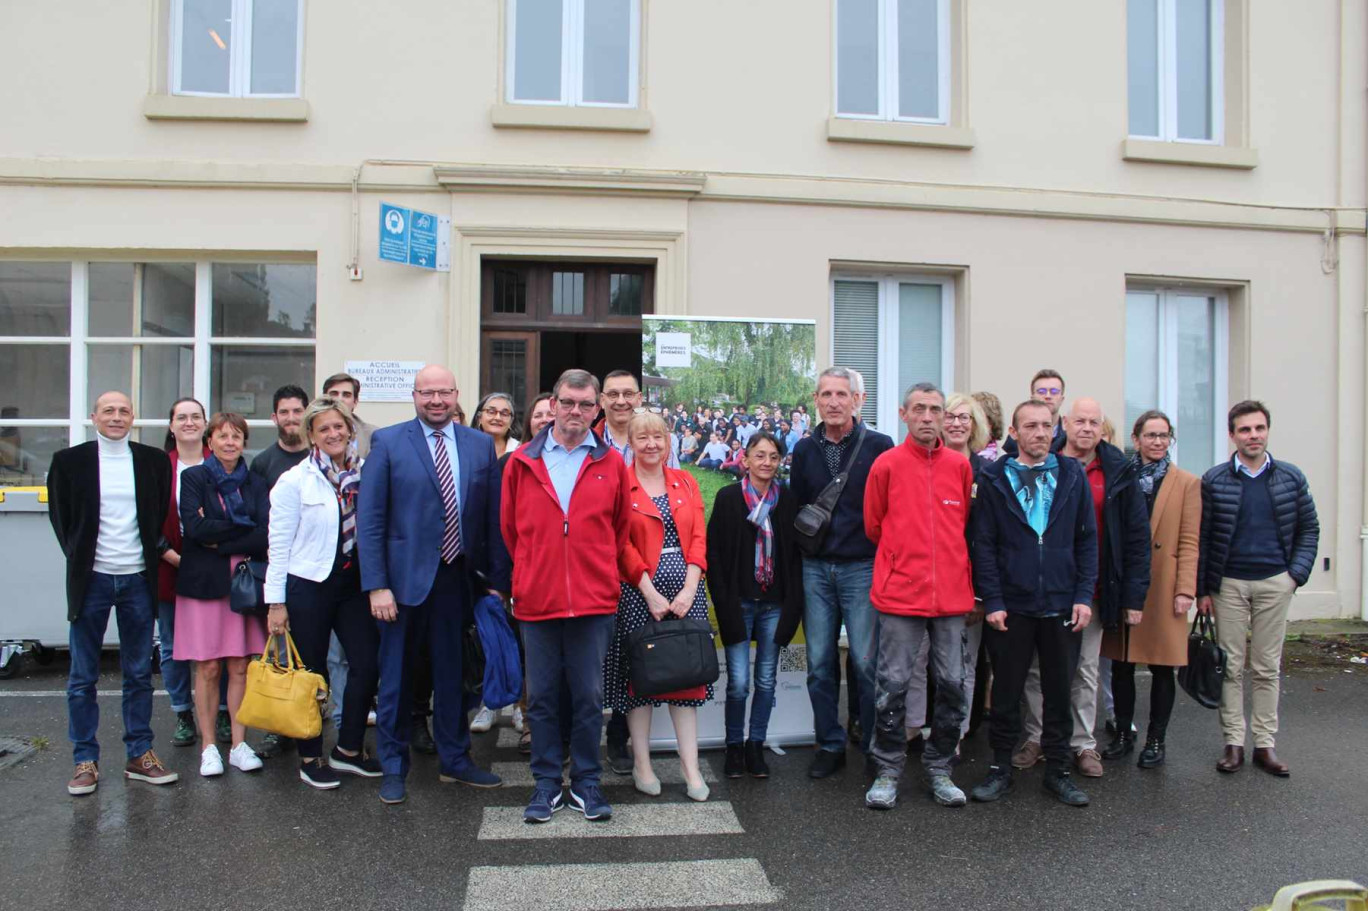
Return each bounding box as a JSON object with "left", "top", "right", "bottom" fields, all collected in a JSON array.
[{"left": 778, "top": 645, "right": 807, "bottom": 673}]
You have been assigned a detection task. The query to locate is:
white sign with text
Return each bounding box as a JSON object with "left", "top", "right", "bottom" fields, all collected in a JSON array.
[{"left": 345, "top": 360, "right": 427, "bottom": 403}]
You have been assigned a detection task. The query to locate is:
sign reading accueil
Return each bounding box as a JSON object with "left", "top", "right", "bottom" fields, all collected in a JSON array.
[
  {"left": 379, "top": 203, "right": 451, "bottom": 272},
  {"left": 345, "top": 360, "right": 427, "bottom": 403}
]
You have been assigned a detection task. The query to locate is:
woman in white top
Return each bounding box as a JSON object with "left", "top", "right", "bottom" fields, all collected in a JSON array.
[{"left": 266, "top": 398, "right": 380, "bottom": 789}]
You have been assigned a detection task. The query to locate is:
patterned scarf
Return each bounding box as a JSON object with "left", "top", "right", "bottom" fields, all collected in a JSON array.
[
  {"left": 742, "top": 476, "right": 779, "bottom": 589},
  {"left": 203, "top": 454, "right": 254, "bottom": 527},
  {"left": 312, "top": 446, "right": 361, "bottom": 555},
  {"left": 1133, "top": 452, "right": 1171, "bottom": 514},
  {"left": 1004, "top": 453, "right": 1059, "bottom": 536}
]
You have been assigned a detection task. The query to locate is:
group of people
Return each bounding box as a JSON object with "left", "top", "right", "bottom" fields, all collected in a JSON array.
[{"left": 46, "top": 361, "right": 1319, "bottom": 820}]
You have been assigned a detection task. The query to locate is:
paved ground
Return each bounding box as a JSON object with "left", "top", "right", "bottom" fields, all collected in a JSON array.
[{"left": 1, "top": 653, "right": 1365, "bottom": 911}]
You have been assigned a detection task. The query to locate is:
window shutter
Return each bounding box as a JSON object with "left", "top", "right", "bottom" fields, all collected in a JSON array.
[{"left": 833, "top": 280, "right": 880, "bottom": 420}]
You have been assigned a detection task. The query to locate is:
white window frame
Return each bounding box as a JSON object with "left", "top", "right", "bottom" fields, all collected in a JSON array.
[
  {"left": 171, "top": 0, "right": 305, "bottom": 98},
  {"left": 1126, "top": 286, "right": 1229, "bottom": 466},
  {"left": 834, "top": 0, "right": 951, "bottom": 125},
  {"left": 0, "top": 260, "right": 315, "bottom": 447},
  {"left": 505, "top": 0, "right": 641, "bottom": 109},
  {"left": 1129, "top": 0, "right": 1224, "bottom": 144},
  {"left": 830, "top": 272, "right": 954, "bottom": 437}
]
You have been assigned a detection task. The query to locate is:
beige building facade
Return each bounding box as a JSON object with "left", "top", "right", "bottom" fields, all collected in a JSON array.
[{"left": 1, "top": 0, "right": 1365, "bottom": 620}]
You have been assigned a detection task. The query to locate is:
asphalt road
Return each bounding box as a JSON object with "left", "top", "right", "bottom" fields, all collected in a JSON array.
[{"left": 1, "top": 655, "right": 1365, "bottom": 911}]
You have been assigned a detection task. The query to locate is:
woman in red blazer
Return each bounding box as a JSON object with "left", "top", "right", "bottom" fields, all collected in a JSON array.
[{"left": 604, "top": 412, "right": 712, "bottom": 802}]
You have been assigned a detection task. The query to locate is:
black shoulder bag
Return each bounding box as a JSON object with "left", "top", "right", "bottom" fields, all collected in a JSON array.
[
  {"left": 1177, "top": 612, "right": 1227, "bottom": 709},
  {"left": 229, "top": 558, "right": 268, "bottom": 616},
  {"left": 792, "top": 425, "right": 867, "bottom": 557}
]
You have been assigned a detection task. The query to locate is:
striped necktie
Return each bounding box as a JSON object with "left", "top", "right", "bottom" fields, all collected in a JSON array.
[{"left": 431, "top": 430, "right": 462, "bottom": 563}]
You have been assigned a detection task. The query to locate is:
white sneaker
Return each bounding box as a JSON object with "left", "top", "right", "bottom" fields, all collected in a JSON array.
[
  {"left": 470, "top": 705, "right": 496, "bottom": 733},
  {"left": 229, "top": 742, "right": 264, "bottom": 772},
  {"left": 200, "top": 745, "right": 224, "bottom": 778},
  {"left": 511, "top": 705, "right": 525, "bottom": 733}
]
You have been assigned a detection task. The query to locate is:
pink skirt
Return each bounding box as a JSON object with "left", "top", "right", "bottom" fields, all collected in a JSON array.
[{"left": 173, "top": 556, "right": 267, "bottom": 661}]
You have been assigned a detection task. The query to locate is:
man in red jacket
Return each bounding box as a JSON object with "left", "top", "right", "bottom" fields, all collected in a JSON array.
[
  {"left": 862, "top": 383, "right": 975, "bottom": 810},
  {"left": 502, "top": 368, "right": 633, "bottom": 824}
]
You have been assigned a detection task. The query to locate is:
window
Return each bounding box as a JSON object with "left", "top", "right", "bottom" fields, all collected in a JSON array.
[
  {"left": 836, "top": 0, "right": 949, "bottom": 124},
  {"left": 831, "top": 274, "right": 954, "bottom": 441},
  {"left": 1125, "top": 288, "right": 1228, "bottom": 472},
  {"left": 1128, "top": 0, "right": 1222, "bottom": 142},
  {"left": 172, "top": 0, "right": 303, "bottom": 98},
  {"left": 0, "top": 260, "right": 315, "bottom": 484},
  {"left": 506, "top": 0, "right": 640, "bottom": 108}
]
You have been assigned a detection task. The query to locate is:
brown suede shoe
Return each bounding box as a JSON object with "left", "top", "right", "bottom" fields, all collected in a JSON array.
[
  {"left": 1074, "top": 748, "right": 1104, "bottom": 778},
  {"left": 1011, "top": 740, "right": 1044, "bottom": 769},
  {"left": 1252, "top": 747, "right": 1289, "bottom": 777},
  {"left": 1216, "top": 745, "right": 1244, "bottom": 773},
  {"left": 124, "top": 750, "right": 180, "bottom": 786},
  {"left": 67, "top": 761, "right": 99, "bottom": 796}
]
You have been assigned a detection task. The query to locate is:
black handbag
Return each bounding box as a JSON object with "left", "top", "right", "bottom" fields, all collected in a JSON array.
[
  {"left": 229, "top": 558, "right": 268, "bottom": 616},
  {"left": 626, "top": 617, "right": 720, "bottom": 698},
  {"left": 793, "top": 424, "right": 867, "bottom": 557},
  {"left": 1177, "top": 612, "right": 1227, "bottom": 709}
]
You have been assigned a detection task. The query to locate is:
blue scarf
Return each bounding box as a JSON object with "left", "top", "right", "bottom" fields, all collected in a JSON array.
[
  {"left": 742, "top": 477, "right": 779, "bottom": 589},
  {"left": 204, "top": 453, "right": 254, "bottom": 527},
  {"left": 1004, "top": 454, "right": 1058, "bottom": 536}
]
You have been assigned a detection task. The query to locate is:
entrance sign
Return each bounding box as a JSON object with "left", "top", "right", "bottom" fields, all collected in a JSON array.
[
  {"left": 345, "top": 360, "right": 427, "bottom": 403},
  {"left": 378, "top": 203, "right": 451, "bottom": 271}
]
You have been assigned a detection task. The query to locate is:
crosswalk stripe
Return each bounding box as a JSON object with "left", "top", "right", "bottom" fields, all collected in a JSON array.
[
  {"left": 462, "top": 859, "right": 780, "bottom": 911},
  {"left": 489, "top": 758, "right": 716, "bottom": 789},
  {"left": 477, "top": 801, "right": 744, "bottom": 840}
]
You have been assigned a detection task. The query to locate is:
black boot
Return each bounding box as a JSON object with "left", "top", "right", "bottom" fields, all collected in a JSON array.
[
  {"left": 724, "top": 743, "right": 745, "bottom": 779},
  {"left": 1137, "top": 735, "right": 1166, "bottom": 769},
  {"left": 410, "top": 716, "right": 437, "bottom": 755},
  {"left": 1101, "top": 729, "right": 1135, "bottom": 761},
  {"left": 744, "top": 741, "right": 769, "bottom": 778}
]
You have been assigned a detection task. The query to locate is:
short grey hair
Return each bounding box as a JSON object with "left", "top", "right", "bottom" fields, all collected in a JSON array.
[
  {"left": 818, "top": 366, "right": 864, "bottom": 395},
  {"left": 552, "top": 368, "right": 601, "bottom": 399},
  {"left": 902, "top": 382, "right": 944, "bottom": 407}
]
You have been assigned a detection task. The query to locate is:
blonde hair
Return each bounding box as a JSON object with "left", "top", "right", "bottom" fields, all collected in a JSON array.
[
  {"left": 944, "top": 392, "right": 989, "bottom": 453},
  {"left": 303, "top": 397, "right": 355, "bottom": 440},
  {"left": 627, "top": 410, "right": 669, "bottom": 443},
  {"left": 1101, "top": 416, "right": 1120, "bottom": 447}
]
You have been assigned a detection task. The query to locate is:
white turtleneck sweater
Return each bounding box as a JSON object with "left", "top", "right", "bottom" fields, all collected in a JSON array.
[{"left": 93, "top": 432, "right": 145, "bottom": 575}]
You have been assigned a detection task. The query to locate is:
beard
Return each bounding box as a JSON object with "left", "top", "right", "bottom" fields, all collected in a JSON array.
[{"left": 278, "top": 425, "right": 304, "bottom": 447}]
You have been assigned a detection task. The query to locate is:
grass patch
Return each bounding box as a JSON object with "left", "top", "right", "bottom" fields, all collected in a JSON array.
[
  {"left": 29, "top": 736, "right": 49, "bottom": 751},
  {"left": 684, "top": 464, "right": 736, "bottom": 524}
]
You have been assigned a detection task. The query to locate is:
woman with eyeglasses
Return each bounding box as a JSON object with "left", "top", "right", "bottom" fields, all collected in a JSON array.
[
  {"left": 473, "top": 392, "right": 522, "bottom": 463},
  {"left": 1100, "top": 410, "right": 1200, "bottom": 769}
]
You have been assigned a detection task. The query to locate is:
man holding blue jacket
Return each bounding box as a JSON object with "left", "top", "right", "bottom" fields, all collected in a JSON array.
[{"left": 970, "top": 399, "right": 1098, "bottom": 807}]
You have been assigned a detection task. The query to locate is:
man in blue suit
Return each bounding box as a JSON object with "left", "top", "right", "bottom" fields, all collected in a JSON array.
[{"left": 358, "top": 364, "right": 511, "bottom": 805}]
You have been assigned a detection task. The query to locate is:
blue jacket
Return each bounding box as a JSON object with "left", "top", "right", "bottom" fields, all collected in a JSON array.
[
  {"left": 972, "top": 455, "right": 1098, "bottom": 616},
  {"left": 357, "top": 418, "right": 511, "bottom": 606},
  {"left": 789, "top": 421, "right": 894, "bottom": 562},
  {"left": 1197, "top": 454, "right": 1318, "bottom": 595}
]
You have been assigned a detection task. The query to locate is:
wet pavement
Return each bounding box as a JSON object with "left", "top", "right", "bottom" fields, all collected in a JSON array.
[{"left": 1, "top": 655, "right": 1365, "bottom": 911}]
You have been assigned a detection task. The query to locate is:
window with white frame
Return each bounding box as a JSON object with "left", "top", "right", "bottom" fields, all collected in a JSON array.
[
  {"left": 0, "top": 261, "right": 315, "bottom": 485},
  {"left": 507, "top": 0, "right": 640, "bottom": 108},
  {"left": 1127, "top": 0, "right": 1223, "bottom": 142},
  {"left": 835, "top": 0, "right": 949, "bottom": 124},
  {"left": 1124, "top": 287, "right": 1228, "bottom": 472},
  {"left": 172, "top": 0, "right": 303, "bottom": 97},
  {"left": 831, "top": 274, "right": 954, "bottom": 441}
]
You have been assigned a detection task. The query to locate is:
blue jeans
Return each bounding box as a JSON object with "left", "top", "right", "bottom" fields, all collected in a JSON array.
[
  {"left": 802, "top": 558, "right": 877, "bottom": 753},
  {"left": 328, "top": 632, "right": 348, "bottom": 728},
  {"left": 69, "top": 572, "right": 156, "bottom": 764},
  {"left": 155, "top": 599, "right": 193, "bottom": 713},
  {"left": 724, "top": 600, "right": 781, "bottom": 745},
  {"left": 522, "top": 614, "right": 615, "bottom": 789}
]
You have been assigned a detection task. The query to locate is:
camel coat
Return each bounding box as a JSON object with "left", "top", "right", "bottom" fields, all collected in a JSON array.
[{"left": 1102, "top": 465, "right": 1200, "bottom": 667}]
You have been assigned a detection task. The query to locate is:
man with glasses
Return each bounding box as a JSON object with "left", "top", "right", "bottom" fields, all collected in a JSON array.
[
  {"left": 600, "top": 370, "right": 679, "bottom": 469},
  {"left": 1002, "top": 369, "right": 1068, "bottom": 458},
  {"left": 358, "top": 365, "right": 511, "bottom": 805},
  {"left": 502, "top": 369, "right": 633, "bottom": 823}
]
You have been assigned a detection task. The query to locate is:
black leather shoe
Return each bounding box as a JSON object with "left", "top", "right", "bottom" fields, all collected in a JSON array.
[
  {"left": 745, "top": 741, "right": 770, "bottom": 778},
  {"left": 970, "top": 765, "right": 1013, "bottom": 802},
  {"left": 808, "top": 748, "right": 846, "bottom": 779},
  {"left": 724, "top": 744, "right": 745, "bottom": 779},
  {"left": 410, "top": 718, "right": 437, "bottom": 755},
  {"left": 1137, "top": 736, "right": 1166, "bottom": 769},
  {"left": 605, "top": 739, "right": 633, "bottom": 776},
  {"left": 1101, "top": 730, "right": 1135, "bottom": 761},
  {"left": 1043, "top": 770, "right": 1090, "bottom": 807}
]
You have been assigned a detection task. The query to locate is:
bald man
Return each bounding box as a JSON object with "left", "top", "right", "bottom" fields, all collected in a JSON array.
[
  {"left": 48, "top": 391, "right": 176, "bottom": 795},
  {"left": 1016, "top": 398, "right": 1151, "bottom": 778},
  {"left": 357, "top": 365, "right": 511, "bottom": 805}
]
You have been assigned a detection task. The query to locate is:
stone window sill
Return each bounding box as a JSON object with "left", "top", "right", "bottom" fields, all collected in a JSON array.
[
  {"left": 1122, "top": 138, "right": 1258, "bottom": 170},
  {"left": 490, "top": 103, "right": 652, "bottom": 133},
  {"left": 142, "top": 95, "right": 310, "bottom": 123},
  {"left": 826, "top": 117, "right": 975, "bottom": 150}
]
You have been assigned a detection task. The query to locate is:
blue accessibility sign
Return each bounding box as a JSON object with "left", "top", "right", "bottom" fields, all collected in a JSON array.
[{"left": 378, "top": 203, "right": 450, "bottom": 271}]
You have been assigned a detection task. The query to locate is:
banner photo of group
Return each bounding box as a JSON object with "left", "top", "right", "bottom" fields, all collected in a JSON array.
[{"left": 642, "top": 315, "right": 818, "bottom": 748}]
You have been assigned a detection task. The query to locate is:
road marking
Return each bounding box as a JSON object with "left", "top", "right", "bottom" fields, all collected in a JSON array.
[
  {"left": 490, "top": 757, "right": 716, "bottom": 788},
  {"left": 477, "top": 801, "right": 744, "bottom": 840},
  {"left": 0, "top": 690, "right": 169, "bottom": 697},
  {"left": 463, "top": 859, "right": 779, "bottom": 911},
  {"left": 496, "top": 727, "right": 607, "bottom": 749}
]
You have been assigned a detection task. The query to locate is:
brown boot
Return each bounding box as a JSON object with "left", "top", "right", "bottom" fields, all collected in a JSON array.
[
  {"left": 1252, "top": 747, "right": 1289, "bottom": 777},
  {"left": 67, "top": 760, "right": 99, "bottom": 796},
  {"left": 1011, "top": 740, "right": 1044, "bottom": 769},
  {"left": 124, "top": 750, "right": 180, "bottom": 786},
  {"left": 1216, "top": 745, "right": 1244, "bottom": 773},
  {"left": 1074, "top": 748, "right": 1104, "bottom": 778}
]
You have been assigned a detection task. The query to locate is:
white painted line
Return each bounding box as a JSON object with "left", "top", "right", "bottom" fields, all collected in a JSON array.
[
  {"left": 477, "top": 801, "right": 744, "bottom": 841},
  {"left": 490, "top": 757, "right": 716, "bottom": 788},
  {"left": 463, "top": 859, "right": 780, "bottom": 911},
  {"left": 0, "top": 690, "right": 170, "bottom": 697}
]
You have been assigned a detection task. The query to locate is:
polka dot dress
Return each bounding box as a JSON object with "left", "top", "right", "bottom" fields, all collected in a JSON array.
[{"left": 605, "top": 492, "right": 714, "bottom": 713}]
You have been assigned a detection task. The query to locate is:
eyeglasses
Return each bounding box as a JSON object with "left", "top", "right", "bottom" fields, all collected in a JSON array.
[
  {"left": 944, "top": 413, "right": 973, "bottom": 425},
  {"left": 557, "top": 399, "right": 598, "bottom": 413},
  {"left": 172, "top": 414, "right": 204, "bottom": 424},
  {"left": 1140, "top": 432, "right": 1172, "bottom": 442},
  {"left": 482, "top": 407, "right": 513, "bottom": 419},
  {"left": 1034, "top": 387, "right": 1062, "bottom": 396},
  {"left": 414, "top": 388, "right": 456, "bottom": 400},
  {"left": 602, "top": 390, "right": 640, "bottom": 401}
]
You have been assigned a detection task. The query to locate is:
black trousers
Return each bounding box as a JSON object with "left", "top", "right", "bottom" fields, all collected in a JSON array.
[
  {"left": 1111, "top": 661, "right": 1177, "bottom": 740},
  {"left": 285, "top": 563, "right": 378, "bottom": 759},
  {"left": 986, "top": 614, "right": 1081, "bottom": 770}
]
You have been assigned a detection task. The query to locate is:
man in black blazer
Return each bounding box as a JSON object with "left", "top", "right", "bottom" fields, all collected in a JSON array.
[{"left": 47, "top": 391, "right": 177, "bottom": 796}]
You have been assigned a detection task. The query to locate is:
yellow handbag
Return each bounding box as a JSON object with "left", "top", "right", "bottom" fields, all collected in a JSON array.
[{"left": 236, "top": 633, "right": 329, "bottom": 740}]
